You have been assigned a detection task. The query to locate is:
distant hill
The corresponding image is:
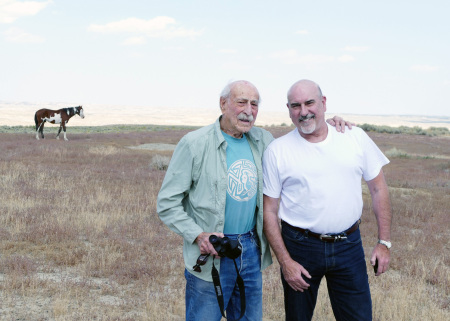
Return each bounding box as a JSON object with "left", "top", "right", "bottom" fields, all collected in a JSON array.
[{"left": 1, "top": 102, "right": 449, "bottom": 129}]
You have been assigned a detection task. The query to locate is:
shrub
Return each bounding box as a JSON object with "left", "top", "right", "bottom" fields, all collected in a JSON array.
[
  {"left": 384, "top": 147, "right": 411, "bottom": 158},
  {"left": 359, "top": 124, "right": 449, "bottom": 136},
  {"left": 150, "top": 155, "right": 171, "bottom": 170}
]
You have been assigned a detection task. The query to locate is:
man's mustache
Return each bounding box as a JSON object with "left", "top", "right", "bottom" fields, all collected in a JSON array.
[
  {"left": 238, "top": 113, "right": 254, "bottom": 122},
  {"left": 299, "top": 114, "right": 315, "bottom": 122}
]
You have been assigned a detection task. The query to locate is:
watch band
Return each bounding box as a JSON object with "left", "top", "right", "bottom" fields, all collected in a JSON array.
[{"left": 378, "top": 239, "right": 392, "bottom": 249}]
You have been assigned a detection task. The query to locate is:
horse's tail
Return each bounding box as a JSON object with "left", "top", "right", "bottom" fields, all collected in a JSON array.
[{"left": 34, "top": 112, "right": 38, "bottom": 130}]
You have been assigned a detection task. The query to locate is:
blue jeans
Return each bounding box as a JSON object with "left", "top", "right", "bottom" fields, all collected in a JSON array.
[
  {"left": 281, "top": 223, "right": 372, "bottom": 321},
  {"left": 185, "top": 229, "right": 263, "bottom": 321}
]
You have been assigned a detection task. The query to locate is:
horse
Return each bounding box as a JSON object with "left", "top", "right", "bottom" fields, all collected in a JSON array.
[{"left": 35, "top": 106, "right": 85, "bottom": 141}]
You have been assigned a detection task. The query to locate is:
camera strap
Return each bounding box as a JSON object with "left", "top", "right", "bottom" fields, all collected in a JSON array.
[{"left": 211, "top": 256, "right": 246, "bottom": 321}]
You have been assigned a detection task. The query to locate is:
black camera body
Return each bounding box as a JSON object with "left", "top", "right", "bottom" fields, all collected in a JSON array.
[{"left": 209, "top": 235, "right": 242, "bottom": 259}]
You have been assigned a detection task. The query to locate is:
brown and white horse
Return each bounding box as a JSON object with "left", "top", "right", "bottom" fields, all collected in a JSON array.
[{"left": 35, "top": 106, "right": 85, "bottom": 141}]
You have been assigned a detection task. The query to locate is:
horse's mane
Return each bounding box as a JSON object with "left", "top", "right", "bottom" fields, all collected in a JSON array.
[{"left": 62, "top": 106, "right": 82, "bottom": 116}]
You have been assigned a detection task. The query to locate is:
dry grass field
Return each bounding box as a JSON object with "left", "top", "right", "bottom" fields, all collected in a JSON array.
[{"left": 0, "top": 126, "right": 449, "bottom": 320}]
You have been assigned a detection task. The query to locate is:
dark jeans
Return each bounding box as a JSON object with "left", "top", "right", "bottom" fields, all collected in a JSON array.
[{"left": 281, "top": 223, "right": 372, "bottom": 321}]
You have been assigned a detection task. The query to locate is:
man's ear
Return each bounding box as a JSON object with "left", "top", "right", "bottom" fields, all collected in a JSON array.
[
  {"left": 322, "top": 96, "right": 327, "bottom": 112},
  {"left": 220, "top": 98, "right": 226, "bottom": 112}
]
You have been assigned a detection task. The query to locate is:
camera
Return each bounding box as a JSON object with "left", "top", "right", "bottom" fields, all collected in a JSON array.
[
  {"left": 192, "top": 235, "right": 243, "bottom": 273},
  {"left": 209, "top": 235, "right": 242, "bottom": 260}
]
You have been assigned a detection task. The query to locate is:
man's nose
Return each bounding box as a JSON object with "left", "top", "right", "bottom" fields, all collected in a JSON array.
[
  {"left": 299, "top": 105, "right": 309, "bottom": 116},
  {"left": 243, "top": 102, "right": 252, "bottom": 114}
]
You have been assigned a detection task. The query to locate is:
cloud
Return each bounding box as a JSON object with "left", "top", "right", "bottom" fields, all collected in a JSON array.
[
  {"left": 3, "top": 27, "right": 44, "bottom": 43},
  {"left": 0, "top": 0, "right": 52, "bottom": 23},
  {"left": 343, "top": 46, "right": 369, "bottom": 52},
  {"left": 410, "top": 64, "right": 438, "bottom": 72},
  {"left": 163, "top": 46, "right": 185, "bottom": 51},
  {"left": 88, "top": 16, "right": 203, "bottom": 39},
  {"left": 295, "top": 30, "right": 308, "bottom": 35},
  {"left": 218, "top": 49, "right": 237, "bottom": 54},
  {"left": 338, "top": 55, "right": 355, "bottom": 63},
  {"left": 122, "top": 36, "right": 146, "bottom": 46}
]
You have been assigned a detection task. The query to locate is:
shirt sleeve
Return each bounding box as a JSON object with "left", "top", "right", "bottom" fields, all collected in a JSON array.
[
  {"left": 359, "top": 130, "right": 390, "bottom": 181},
  {"left": 156, "top": 137, "right": 203, "bottom": 244},
  {"left": 263, "top": 144, "right": 282, "bottom": 199}
]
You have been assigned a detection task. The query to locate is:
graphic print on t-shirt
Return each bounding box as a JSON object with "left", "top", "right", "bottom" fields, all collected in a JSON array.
[{"left": 227, "top": 159, "right": 257, "bottom": 202}]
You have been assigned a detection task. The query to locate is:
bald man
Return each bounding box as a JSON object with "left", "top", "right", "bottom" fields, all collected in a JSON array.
[{"left": 263, "top": 79, "right": 392, "bottom": 321}]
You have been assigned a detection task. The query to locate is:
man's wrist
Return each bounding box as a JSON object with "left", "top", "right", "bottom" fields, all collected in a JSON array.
[
  {"left": 278, "top": 255, "right": 293, "bottom": 268},
  {"left": 378, "top": 239, "right": 392, "bottom": 249},
  {"left": 194, "top": 232, "right": 206, "bottom": 244}
]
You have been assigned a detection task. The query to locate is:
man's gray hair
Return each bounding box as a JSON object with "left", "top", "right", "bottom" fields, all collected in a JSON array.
[
  {"left": 220, "top": 80, "right": 261, "bottom": 102},
  {"left": 220, "top": 82, "right": 234, "bottom": 100}
]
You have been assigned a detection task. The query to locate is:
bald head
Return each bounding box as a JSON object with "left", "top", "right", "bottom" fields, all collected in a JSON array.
[{"left": 287, "top": 79, "right": 323, "bottom": 105}]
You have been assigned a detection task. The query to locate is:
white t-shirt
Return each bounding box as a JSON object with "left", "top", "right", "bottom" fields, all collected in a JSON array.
[{"left": 263, "top": 124, "right": 389, "bottom": 234}]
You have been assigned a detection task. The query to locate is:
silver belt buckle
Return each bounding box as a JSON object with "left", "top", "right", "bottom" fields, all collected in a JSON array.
[
  {"left": 320, "top": 234, "right": 347, "bottom": 241},
  {"left": 335, "top": 234, "right": 347, "bottom": 241}
]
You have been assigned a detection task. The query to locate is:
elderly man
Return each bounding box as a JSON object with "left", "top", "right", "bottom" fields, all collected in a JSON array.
[
  {"left": 157, "top": 80, "right": 348, "bottom": 321},
  {"left": 263, "top": 79, "right": 392, "bottom": 321}
]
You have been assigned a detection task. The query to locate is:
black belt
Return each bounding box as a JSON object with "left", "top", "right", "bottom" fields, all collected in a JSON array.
[{"left": 281, "top": 220, "right": 360, "bottom": 243}]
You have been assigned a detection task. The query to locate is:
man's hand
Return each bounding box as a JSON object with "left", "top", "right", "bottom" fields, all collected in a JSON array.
[
  {"left": 367, "top": 170, "right": 392, "bottom": 276},
  {"left": 195, "top": 232, "right": 224, "bottom": 256},
  {"left": 370, "top": 243, "right": 391, "bottom": 276},
  {"left": 326, "top": 116, "right": 355, "bottom": 132},
  {"left": 280, "top": 258, "right": 311, "bottom": 292},
  {"left": 263, "top": 195, "right": 311, "bottom": 292}
]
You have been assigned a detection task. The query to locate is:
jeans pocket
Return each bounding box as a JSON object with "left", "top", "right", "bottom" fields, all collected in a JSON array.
[
  {"left": 343, "top": 228, "right": 362, "bottom": 245},
  {"left": 251, "top": 233, "right": 261, "bottom": 249},
  {"left": 282, "top": 224, "right": 306, "bottom": 242}
]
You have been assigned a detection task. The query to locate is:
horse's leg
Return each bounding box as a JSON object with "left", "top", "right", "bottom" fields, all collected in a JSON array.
[
  {"left": 36, "top": 121, "right": 40, "bottom": 140},
  {"left": 63, "top": 122, "right": 68, "bottom": 141},
  {"left": 40, "top": 122, "right": 45, "bottom": 139},
  {"left": 56, "top": 125, "right": 62, "bottom": 140},
  {"left": 35, "top": 113, "right": 40, "bottom": 140}
]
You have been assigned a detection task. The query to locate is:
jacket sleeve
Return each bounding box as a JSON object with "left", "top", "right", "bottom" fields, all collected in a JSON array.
[{"left": 156, "top": 137, "right": 204, "bottom": 244}]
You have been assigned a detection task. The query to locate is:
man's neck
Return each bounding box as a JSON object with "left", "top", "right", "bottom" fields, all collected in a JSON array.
[
  {"left": 299, "top": 124, "right": 328, "bottom": 143},
  {"left": 223, "top": 130, "right": 243, "bottom": 139},
  {"left": 220, "top": 118, "right": 244, "bottom": 138}
]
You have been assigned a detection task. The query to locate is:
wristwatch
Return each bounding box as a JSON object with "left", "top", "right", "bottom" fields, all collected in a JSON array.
[{"left": 378, "top": 239, "right": 392, "bottom": 249}]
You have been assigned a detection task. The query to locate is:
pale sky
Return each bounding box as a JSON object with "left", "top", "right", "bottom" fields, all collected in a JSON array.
[{"left": 1, "top": 0, "right": 449, "bottom": 117}]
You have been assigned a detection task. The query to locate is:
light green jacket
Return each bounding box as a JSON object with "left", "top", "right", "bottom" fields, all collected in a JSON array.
[{"left": 157, "top": 117, "right": 274, "bottom": 281}]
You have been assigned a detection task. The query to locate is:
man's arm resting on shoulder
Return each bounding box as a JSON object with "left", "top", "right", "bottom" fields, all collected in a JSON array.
[
  {"left": 326, "top": 116, "right": 355, "bottom": 132},
  {"left": 263, "top": 195, "right": 311, "bottom": 292},
  {"left": 366, "top": 169, "right": 392, "bottom": 276}
]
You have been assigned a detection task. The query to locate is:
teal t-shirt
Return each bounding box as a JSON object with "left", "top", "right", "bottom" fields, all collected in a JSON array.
[{"left": 222, "top": 132, "right": 258, "bottom": 234}]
